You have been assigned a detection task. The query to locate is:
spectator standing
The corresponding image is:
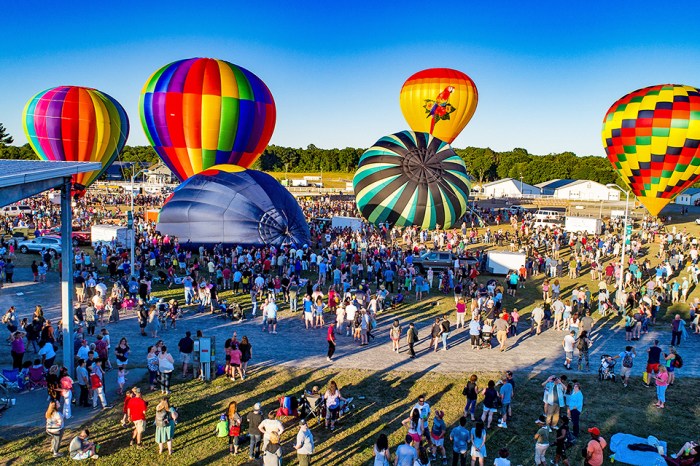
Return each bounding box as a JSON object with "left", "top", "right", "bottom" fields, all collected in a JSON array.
[
  {"left": 584, "top": 427, "right": 607, "bottom": 466},
  {"left": 45, "top": 400, "right": 65, "bottom": 458},
  {"left": 158, "top": 346, "right": 175, "bottom": 395},
  {"left": 177, "top": 331, "right": 194, "bottom": 378},
  {"left": 562, "top": 331, "right": 576, "bottom": 370},
  {"left": 645, "top": 340, "right": 663, "bottom": 386},
  {"left": 654, "top": 366, "right": 669, "bottom": 409},
  {"left": 327, "top": 321, "right": 336, "bottom": 362},
  {"left": 293, "top": 419, "right": 314, "bottom": 466},
  {"left": 395, "top": 434, "right": 417, "bottom": 466},
  {"left": 566, "top": 382, "right": 584, "bottom": 438},
  {"left": 373, "top": 433, "right": 391, "bottom": 466},
  {"left": 155, "top": 397, "right": 175, "bottom": 455},
  {"left": 246, "top": 402, "right": 264, "bottom": 460},
  {"left": 128, "top": 387, "right": 147, "bottom": 447},
  {"left": 449, "top": 416, "right": 470, "bottom": 466},
  {"left": 534, "top": 415, "right": 550, "bottom": 466},
  {"left": 406, "top": 322, "right": 418, "bottom": 359}
]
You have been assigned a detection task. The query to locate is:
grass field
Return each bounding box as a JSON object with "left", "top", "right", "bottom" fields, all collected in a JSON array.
[{"left": 2, "top": 365, "right": 698, "bottom": 465}]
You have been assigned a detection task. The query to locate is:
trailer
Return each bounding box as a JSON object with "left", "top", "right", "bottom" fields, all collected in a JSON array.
[
  {"left": 91, "top": 224, "right": 133, "bottom": 248},
  {"left": 486, "top": 251, "right": 526, "bottom": 275},
  {"left": 331, "top": 216, "right": 363, "bottom": 231},
  {"left": 564, "top": 216, "right": 602, "bottom": 235}
]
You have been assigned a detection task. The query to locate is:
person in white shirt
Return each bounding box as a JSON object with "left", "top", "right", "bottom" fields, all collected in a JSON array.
[
  {"left": 258, "top": 411, "right": 284, "bottom": 451},
  {"left": 562, "top": 331, "right": 576, "bottom": 370}
]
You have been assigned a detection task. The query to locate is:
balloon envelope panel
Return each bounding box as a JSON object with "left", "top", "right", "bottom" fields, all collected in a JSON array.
[
  {"left": 602, "top": 84, "right": 700, "bottom": 216},
  {"left": 22, "top": 86, "right": 129, "bottom": 191},
  {"left": 400, "top": 68, "right": 478, "bottom": 144},
  {"left": 139, "top": 58, "right": 276, "bottom": 181},
  {"left": 157, "top": 165, "right": 310, "bottom": 247},
  {"left": 353, "top": 131, "right": 471, "bottom": 230}
]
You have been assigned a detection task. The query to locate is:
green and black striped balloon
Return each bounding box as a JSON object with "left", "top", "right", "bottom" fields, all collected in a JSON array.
[{"left": 353, "top": 130, "right": 471, "bottom": 229}]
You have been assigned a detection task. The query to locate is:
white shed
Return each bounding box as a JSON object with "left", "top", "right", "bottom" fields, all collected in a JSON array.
[
  {"left": 552, "top": 180, "right": 620, "bottom": 201},
  {"left": 481, "top": 178, "right": 540, "bottom": 198},
  {"left": 675, "top": 188, "right": 700, "bottom": 206}
]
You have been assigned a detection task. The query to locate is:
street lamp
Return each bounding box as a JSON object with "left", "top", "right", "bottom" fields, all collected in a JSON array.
[
  {"left": 130, "top": 166, "right": 150, "bottom": 277},
  {"left": 606, "top": 183, "right": 630, "bottom": 313},
  {"left": 519, "top": 173, "right": 524, "bottom": 199}
]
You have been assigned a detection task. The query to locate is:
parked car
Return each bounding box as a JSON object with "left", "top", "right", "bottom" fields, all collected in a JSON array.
[
  {"left": 40, "top": 227, "right": 91, "bottom": 246},
  {"left": 18, "top": 236, "right": 62, "bottom": 254},
  {"left": 0, "top": 205, "right": 32, "bottom": 218},
  {"left": 412, "top": 251, "right": 478, "bottom": 273}
]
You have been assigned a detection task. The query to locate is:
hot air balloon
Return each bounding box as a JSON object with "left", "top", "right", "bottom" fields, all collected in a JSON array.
[
  {"left": 399, "top": 68, "right": 478, "bottom": 144},
  {"left": 353, "top": 130, "right": 471, "bottom": 230},
  {"left": 139, "top": 58, "right": 276, "bottom": 182},
  {"left": 22, "top": 86, "right": 129, "bottom": 193},
  {"left": 157, "top": 165, "right": 310, "bottom": 247},
  {"left": 602, "top": 84, "right": 700, "bottom": 216}
]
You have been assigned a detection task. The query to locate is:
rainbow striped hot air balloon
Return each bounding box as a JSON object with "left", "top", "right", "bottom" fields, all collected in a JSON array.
[
  {"left": 602, "top": 84, "right": 700, "bottom": 217},
  {"left": 22, "top": 86, "right": 129, "bottom": 192},
  {"left": 400, "top": 68, "right": 478, "bottom": 144},
  {"left": 139, "top": 57, "right": 276, "bottom": 181},
  {"left": 353, "top": 131, "right": 471, "bottom": 230}
]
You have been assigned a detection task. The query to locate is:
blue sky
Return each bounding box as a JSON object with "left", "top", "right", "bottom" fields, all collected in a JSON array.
[{"left": 2, "top": 1, "right": 700, "bottom": 157}]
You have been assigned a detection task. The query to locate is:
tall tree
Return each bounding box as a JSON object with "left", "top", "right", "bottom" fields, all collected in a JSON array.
[{"left": 0, "top": 123, "right": 13, "bottom": 146}]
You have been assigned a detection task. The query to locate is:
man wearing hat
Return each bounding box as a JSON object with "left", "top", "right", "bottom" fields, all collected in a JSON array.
[
  {"left": 534, "top": 415, "right": 550, "bottom": 466},
  {"left": 584, "top": 427, "right": 607, "bottom": 466},
  {"left": 246, "top": 402, "right": 264, "bottom": 460},
  {"left": 294, "top": 419, "right": 314, "bottom": 466}
]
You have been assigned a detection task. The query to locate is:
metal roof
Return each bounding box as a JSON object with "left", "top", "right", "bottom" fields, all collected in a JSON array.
[
  {"left": 534, "top": 179, "right": 577, "bottom": 190},
  {"left": 0, "top": 160, "right": 103, "bottom": 188}
]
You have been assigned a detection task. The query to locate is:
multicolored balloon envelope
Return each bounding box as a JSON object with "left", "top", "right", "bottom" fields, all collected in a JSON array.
[
  {"left": 602, "top": 84, "right": 700, "bottom": 216},
  {"left": 399, "top": 68, "right": 478, "bottom": 144},
  {"left": 157, "top": 165, "right": 310, "bottom": 247},
  {"left": 353, "top": 131, "right": 471, "bottom": 230},
  {"left": 139, "top": 57, "right": 276, "bottom": 182},
  {"left": 22, "top": 86, "right": 129, "bottom": 192}
]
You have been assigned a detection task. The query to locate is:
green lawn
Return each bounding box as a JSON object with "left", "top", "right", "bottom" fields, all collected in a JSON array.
[{"left": 1, "top": 366, "right": 698, "bottom": 465}]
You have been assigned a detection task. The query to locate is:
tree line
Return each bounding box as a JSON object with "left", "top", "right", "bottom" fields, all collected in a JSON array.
[{"left": 0, "top": 121, "right": 618, "bottom": 185}]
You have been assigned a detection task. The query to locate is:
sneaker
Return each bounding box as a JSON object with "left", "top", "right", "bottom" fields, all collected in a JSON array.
[
  {"left": 53, "top": 452, "right": 64, "bottom": 457},
  {"left": 501, "top": 422, "right": 507, "bottom": 429},
  {"left": 92, "top": 454, "right": 99, "bottom": 459}
]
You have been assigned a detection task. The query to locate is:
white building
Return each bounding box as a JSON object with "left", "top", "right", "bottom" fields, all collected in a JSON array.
[
  {"left": 675, "top": 188, "right": 700, "bottom": 206},
  {"left": 481, "top": 178, "right": 540, "bottom": 198},
  {"left": 544, "top": 179, "right": 620, "bottom": 201}
]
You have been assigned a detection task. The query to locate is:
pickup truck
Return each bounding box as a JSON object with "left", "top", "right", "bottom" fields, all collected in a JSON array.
[{"left": 411, "top": 251, "right": 479, "bottom": 273}]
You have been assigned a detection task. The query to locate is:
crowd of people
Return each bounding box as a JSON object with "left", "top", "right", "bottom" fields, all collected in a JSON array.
[{"left": 0, "top": 190, "right": 699, "bottom": 465}]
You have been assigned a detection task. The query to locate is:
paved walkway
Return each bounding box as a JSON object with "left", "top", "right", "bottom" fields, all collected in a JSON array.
[{"left": 1, "top": 267, "right": 698, "bottom": 435}]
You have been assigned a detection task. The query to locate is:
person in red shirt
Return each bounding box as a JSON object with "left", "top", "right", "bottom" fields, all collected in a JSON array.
[
  {"left": 120, "top": 389, "right": 134, "bottom": 427},
  {"left": 327, "top": 322, "right": 336, "bottom": 362},
  {"left": 127, "top": 387, "right": 148, "bottom": 447}
]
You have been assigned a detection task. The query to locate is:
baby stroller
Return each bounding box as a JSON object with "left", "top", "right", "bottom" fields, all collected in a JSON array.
[
  {"left": 598, "top": 354, "right": 617, "bottom": 382},
  {"left": 479, "top": 330, "right": 493, "bottom": 349}
]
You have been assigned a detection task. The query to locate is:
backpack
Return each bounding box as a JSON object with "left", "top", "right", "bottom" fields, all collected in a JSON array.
[
  {"left": 576, "top": 337, "right": 588, "bottom": 351},
  {"left": 565, "top": 428, "right": 576, "bottom": 449},
  {"left": 622, "top": 352, "right": 634, "bottom": 368},
  {"left": 673, "top": 354, "right": 683, "bottom": 369}
]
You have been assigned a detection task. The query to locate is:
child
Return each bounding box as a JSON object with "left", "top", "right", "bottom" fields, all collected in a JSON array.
[
  {"left": 430, "top": 410, "right": 447, "bottom": 463},
  {"left": 120, "top": 389, "right": 134, "bottom": 427},
  {"left": 117, "top": 366, "right": 128, "bottom": 395},
  {"left": 214, "top": 414, "right": 229, "bottom": 438}
]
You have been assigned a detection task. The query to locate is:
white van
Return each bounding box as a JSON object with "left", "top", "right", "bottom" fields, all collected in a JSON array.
[
  {"left": 533, "top": 210, "right": 564, "bottom": 221},
  {"left": 1, "top": 205, "right": 32, "bottom": 217}
]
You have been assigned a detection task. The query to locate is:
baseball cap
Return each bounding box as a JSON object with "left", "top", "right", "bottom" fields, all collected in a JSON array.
[
  {"left": 299, "top": 419, "right": 307, "bottom": 425},
  {"left": 588, "top": 427, "right": 600, "bottom": 436},
  {"left": 220, "top": 414, "right": 227, "bottom": 421},
  {"left": 535, "top": 415, "right": 546, "bottom": 424},
  {"left": 132, "top": 387, "right": 141, "bottom": 395},
  {"left": 254, "top": 402, "right": 261, "bottom": 411}
]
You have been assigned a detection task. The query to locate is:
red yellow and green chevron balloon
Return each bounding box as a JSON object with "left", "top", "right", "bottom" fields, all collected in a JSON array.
[
  {"left": 399, "top": 68, "right": 478, "bottom": 144},
  {"left": 602, "top": 84, "right": 700, "bottom": 216}
]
